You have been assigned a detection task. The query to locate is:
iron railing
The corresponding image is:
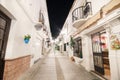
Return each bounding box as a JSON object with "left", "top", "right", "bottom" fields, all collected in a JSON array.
[{"left": 72, "top": 2, "right": 92, "bottom": 22}]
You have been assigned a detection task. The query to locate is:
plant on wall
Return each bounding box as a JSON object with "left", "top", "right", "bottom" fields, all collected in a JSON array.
[
  {"left": 24, "top": 34, "right": 31, "bottom": 44},
  {"left": 110, "top": 34, "right": 120, "bottom": 50},
  {"left": 70, "top": 36, "right": 75, "bottom": 48},
  {"left": 55, "top": 44, "right": 59, "bottom": 50}
]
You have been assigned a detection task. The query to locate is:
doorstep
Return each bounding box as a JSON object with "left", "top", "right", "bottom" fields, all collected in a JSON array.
[{"left": 90, "top": 71, "right": 108, "bottom": 80}]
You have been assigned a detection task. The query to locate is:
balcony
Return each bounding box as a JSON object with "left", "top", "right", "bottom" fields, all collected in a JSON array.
[{"left": 72, "top": 2, "right": 92, "bottom": 28}]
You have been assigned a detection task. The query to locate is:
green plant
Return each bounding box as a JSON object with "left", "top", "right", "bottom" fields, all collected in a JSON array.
[
  {"left": 24, "top": 34, "right": 31, "bottom": 40},
  {"left": 70, "top": 37, "right": 75, "bottom": 48},
  {"left": 55, "top": 44, "right": 59, "bottom": 50},
  {"left": 111, "top": 38, "right": 120, "bottom": 50}
]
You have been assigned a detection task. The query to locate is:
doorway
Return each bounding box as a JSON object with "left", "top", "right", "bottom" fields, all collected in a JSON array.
[
  {"left": 0, "top": 11, "right": 11, "bottom": 79},
  {"left": 73, "top": 37, "right": 83, "bottom": 58},
  {"left": 91, "top": 30, "right": 110, "bottom": 79},
  {"left": 64, "top": 43, "right": 66, "bottom": 51}
]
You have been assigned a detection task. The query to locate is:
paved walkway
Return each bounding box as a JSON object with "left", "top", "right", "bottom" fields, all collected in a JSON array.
[{"left": 18, "top": 50, "right": 100, "bottom": 80}]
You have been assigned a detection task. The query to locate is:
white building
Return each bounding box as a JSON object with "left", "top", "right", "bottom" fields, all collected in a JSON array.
[
  {"left": 59, "top": 0, "right": 120, "bottom": 80},
  {"left": 0, "top": 0, "right": 51, "bottom": 80}
]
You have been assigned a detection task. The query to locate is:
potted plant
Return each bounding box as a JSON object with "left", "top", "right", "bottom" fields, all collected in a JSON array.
[
  {"left": 70, "top": 56, "right": 75, "bottom": 62},
  {"left": 24, "top": 34, "right": 31, "bottom": 44},
  {"left": 70, "top": 37, "right": 75, "bottom": 48}
]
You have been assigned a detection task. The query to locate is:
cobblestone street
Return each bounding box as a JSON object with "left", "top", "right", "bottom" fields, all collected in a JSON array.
[{"left": 18, "top": 50, "right": 100, "bottom": 80}]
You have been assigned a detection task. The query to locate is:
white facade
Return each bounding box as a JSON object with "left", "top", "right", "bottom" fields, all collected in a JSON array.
[
  {"left": 60, "top": 0, "right": 120, "bottom": 80},
  {"left": 0, "top": 0, "right": 51, "bottom": 66},
  {"left": 81, "top": 9, "right": 120, "bottom": 80}
]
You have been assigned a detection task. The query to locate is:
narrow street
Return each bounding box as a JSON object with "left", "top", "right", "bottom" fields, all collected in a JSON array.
[
  {"left": 1, "top": 0, "right": 120, "bottom": 80},
  {"left": 18, "top": 50, "right": 100, "bottom": 80}
]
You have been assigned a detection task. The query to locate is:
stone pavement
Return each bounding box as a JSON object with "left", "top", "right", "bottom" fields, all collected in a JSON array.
[{"left": 18, "top": 50, "right": 101, "bottom": 80}]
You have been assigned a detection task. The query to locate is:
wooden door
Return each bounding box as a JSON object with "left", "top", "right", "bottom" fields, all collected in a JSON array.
[
  {"left": 73, "top": 37, "right": 82, "bottom": 58},
  {"left": 0, "top": 11, "right": 11, "bottom": 79}
]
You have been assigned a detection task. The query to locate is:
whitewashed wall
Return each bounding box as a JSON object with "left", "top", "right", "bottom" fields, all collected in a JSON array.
[
  {"left": 0, "top": 0, "right": 35, "bottom": 59},
  {"left": 89, "top": 0, "right": 111, "bottom": 15},
  {"left": 0, "top": 0, "right": 50, "bottom": 66},
  {"left": 81, "top": 8, "right": 120, "bottom": 80},
  {"left": 109, "top": 19, "right": 120, "bottom": 80},
  {"left": 72, "top": 0, "right": 111, "bottom": 16},
  {"left": 61, "top": 0, "right": 120, "bottom": 79},
  {"left": 62, "top": 0, "right": 112, "bottom": 62}
]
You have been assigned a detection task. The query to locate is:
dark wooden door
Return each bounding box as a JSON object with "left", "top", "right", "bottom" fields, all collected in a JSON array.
[
  {"left": 0, "top": 11, "right": 11, "bottom": 79},
  {"left": 64, "top": 43, "right": 66, "bottom": 51},
  {"left": 91, "top": 32, "right": 104, "bottom": 75},
  {"left": 73, "top": 37, "right": 82, "bottom": 58}
]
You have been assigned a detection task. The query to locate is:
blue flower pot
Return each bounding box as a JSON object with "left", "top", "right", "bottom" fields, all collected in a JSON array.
[{"left": 24, "top": 39, "right": 29, "bottom": 44}]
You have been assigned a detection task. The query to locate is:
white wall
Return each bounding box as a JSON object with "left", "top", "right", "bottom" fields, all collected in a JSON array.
[
  {"left": 73, "top": 0, "right": 85, "bottom": 10},
  {"left": 90, "top": 0, "right": 111, "bottom": 15},
  {"left": 0, "top": 0, "right": 50, "bottom": 63},
  {"left": 72, "top": 0, "right": 111, "bottom": 16},
  {"left": 33, "top": 38, "right": 42, "bottom": 60},
  {"left": 1, "top": 0, "right": 36, "bottom": 59},
  {"left": 81, "top": 35, "right": 94, "bottom": 71},
  {"left": 16, "top": 0, "right": 41, "bottom": 22},
  {"left": 108, "top": 19, "right": 120, "bottom": 80},
  {"left": 62, "top": 0, "right": 112, "bottom": 57},
  {"left": 81, "top": 9, "right": 120, "bottom": 80},
  {"left": 61, "top": 0, "right": 120, "bottom": 79}
]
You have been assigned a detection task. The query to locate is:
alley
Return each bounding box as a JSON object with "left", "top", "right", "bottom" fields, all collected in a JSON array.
[
  {"left": 1, "top": 0, "right": 120, "bottom": 80},
  {"left": 18, "top": 50, "right": 100, "bottom": 80}
]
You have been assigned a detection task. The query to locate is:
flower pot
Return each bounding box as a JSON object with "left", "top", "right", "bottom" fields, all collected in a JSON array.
[{"left": 24, "top": 39, "right": 29, "bottom": 44}]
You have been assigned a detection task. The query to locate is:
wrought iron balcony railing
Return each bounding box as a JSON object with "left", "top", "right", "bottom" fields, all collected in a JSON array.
[{"left": 72, "top": 2, "right": 92, "bottom": 22}]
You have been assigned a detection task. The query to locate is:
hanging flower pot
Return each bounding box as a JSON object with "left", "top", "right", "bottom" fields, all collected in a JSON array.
[
  {"left": 24, "top": 34, "right": 31, "bottom": 44},
  {"left": 24, "top": 39, "right": 29, "bottom": 44}
]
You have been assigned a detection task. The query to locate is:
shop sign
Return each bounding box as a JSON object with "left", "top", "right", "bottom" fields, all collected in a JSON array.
[{"left": 110, "top": 32, "right": 120, "bottom": 50}]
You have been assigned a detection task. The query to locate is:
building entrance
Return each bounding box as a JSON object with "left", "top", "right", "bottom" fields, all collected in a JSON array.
[
  {"left": 0, "top": 11, "right": 11, "bottom": 79},
  {"left": 73, "top": 37, "right": 82, "bottom": 58},
  {"left": 91, "top": 30, "right": 110, "bottom": 79}
]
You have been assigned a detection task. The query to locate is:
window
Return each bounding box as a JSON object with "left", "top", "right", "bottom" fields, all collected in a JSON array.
[
  {"left": 64, "top": 43, "right": 66, "bottom": 51},
  {"left": 73, "top": 37, "right": 83, "bottom": 58}
]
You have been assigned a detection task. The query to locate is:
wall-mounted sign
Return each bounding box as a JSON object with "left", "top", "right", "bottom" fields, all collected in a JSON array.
[{"left": 110, "top": 32, "right": 120, "bottom": 50}]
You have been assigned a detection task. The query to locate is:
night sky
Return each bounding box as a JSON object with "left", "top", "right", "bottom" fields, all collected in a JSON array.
[{"left": 46, "top": 0, "right": 74, "bottom": 39}]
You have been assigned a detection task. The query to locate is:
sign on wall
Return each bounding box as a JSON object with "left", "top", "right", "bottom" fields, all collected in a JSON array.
[{"left": 110, "top": 32, "right": 120, "bottom": 50}]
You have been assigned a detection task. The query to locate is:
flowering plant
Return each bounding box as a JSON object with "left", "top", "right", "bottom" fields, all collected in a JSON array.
[
  {"left": 24, "top": 34, "right": 31, "bottom": 40},
  {"left": 110, "top": 34, "right": 120, "bottom": 50},
  {"left": 111, "top": 39, "right": 120, "bottom": 49},
  {"left": 24, "top": 34, "right": 31, "bottom": 44}
]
